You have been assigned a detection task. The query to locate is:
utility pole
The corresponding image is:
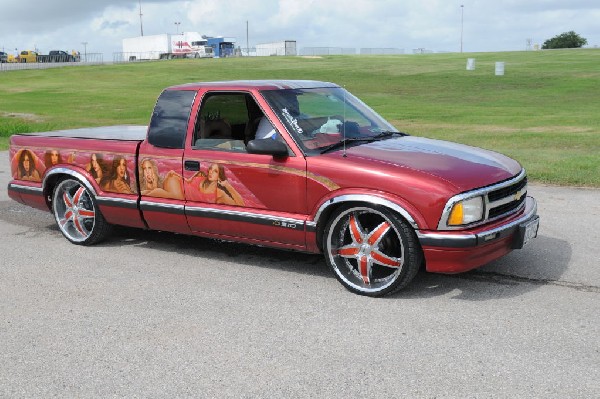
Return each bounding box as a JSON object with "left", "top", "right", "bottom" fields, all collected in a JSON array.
[
  {"left": 175, "top": 22, "right": 181, "bottom": 35},
  {"left": 246, "top": 20, "right": 249, "bottom": 56},
  {"left": 139, "top": 0, "right": 144, "bottom": 36}
]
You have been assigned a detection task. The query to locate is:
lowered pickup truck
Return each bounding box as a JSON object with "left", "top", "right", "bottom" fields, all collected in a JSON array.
[{"left": 7, "top": 80, "right": 539, "bottom": 296}]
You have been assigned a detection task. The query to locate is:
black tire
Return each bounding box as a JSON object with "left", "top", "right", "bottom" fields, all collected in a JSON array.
[
  {"left": 323, "top": 204, "right": 422, "bottom": 297},
  {"left": 52, "top": 178, "right": 112, "bottom": 245}
]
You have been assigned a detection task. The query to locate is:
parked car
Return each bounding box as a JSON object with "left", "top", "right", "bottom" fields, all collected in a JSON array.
[
  {"left": 18, "top": 50, "right": 38, "bottom": 63},
  {"left": 7, "top": 80, "right": 539, "bottom": 296},
  {"left": 0, "top": 51, "right": 7, "bottom": 63},
  {"left": 37, "top": 50, "right": 79, "bottom": 63}
]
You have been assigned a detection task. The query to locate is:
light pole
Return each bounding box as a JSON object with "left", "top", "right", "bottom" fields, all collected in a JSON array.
[
  {"left": 139, "top": 0, "right": 144, "bottom": 36},
  {"left": 460, "top": 5, "right": 464, "bottom": 53},
  {"left": 81, "top": 41, "right": 88, "bottom": 62},
  {"left": 175, "top": 22, "right": 181, "bottom": 35}
]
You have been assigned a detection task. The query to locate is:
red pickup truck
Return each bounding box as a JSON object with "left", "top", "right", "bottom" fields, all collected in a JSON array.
[{"left": 7, "top": 80, "right": 539, "bottom": 296}]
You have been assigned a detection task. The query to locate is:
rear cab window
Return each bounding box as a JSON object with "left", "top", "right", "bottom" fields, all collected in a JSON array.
[{"left": 148, "top": 89, "right": 197, "bottom": 149}]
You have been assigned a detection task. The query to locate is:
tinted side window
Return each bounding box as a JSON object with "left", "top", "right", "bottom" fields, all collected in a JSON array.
[
  {"left": 192, "top": 93, "right": 252, "bottom": 152},
  {"left": 148, "top": 90, "right": 197, "bottom": 149}
]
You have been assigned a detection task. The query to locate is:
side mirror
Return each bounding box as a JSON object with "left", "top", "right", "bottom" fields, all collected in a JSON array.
[{"left": 246, "top": 139, "right": 289, "bottom": 157}]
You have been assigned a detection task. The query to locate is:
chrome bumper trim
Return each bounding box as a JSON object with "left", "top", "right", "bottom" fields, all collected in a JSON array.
[
  {"left": 418, "top": 197, "right": 538, "bottom": 248},
  {"left": 8, "top": 183, "right": 43, "bottom": 194}
]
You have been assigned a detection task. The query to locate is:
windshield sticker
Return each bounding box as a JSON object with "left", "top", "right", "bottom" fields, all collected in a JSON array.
[{"left": 282, "top": 108, "right": 303, "bottom": 135}]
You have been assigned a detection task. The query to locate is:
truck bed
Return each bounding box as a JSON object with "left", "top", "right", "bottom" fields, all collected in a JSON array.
[
  {"left": 9, "top": 125, "right": 147, "bottom": 229},
  {"left": 20, "top": 125, "right": 147, "bottom": 141}
]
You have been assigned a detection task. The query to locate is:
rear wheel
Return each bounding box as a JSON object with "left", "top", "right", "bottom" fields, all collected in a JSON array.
[
  {"left": 52, "top": 178, "right": 112, "bottom": 245},
  {"left": 323, "top": 205, "right": 422, "bottom": 296}
]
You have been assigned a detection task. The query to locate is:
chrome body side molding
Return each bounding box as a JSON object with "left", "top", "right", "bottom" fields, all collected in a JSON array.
[{"left": 186, "top": 206, "right": 306, "bottom": 231}]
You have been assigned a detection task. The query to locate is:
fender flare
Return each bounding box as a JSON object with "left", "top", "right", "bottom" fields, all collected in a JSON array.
[
  {"left": 308, "top": 194, "right": 421, "bottom": 231},
  {"left": 42, "top": 167, "right": 99, "bottom": 208}
]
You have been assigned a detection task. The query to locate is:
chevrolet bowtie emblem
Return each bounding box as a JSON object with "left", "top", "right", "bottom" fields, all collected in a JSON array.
[{"left": 514, "top": 189, "right": 524, "bottom": 201}]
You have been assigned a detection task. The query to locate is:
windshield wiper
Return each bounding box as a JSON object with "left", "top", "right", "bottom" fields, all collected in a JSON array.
[
  {"left": 320, "top": 137, "right": 376, "bottom": 154},
  {"left": 319, "top": 131, "right": 408, "bottom": 154},
  {"left": 371, "top": 131, "right": 409, "bottom": 139}
]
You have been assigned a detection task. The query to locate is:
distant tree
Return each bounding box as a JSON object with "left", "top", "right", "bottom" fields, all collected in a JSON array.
[{"left": 542, "top": 31, "right": 588, "bottom": 49}]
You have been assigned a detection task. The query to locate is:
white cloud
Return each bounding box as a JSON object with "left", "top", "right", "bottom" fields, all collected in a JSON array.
[{"left": 0, "top": 0, "right": 598, "bottom": 55}]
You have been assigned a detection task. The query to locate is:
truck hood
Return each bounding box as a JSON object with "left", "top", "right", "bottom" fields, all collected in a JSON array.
[{"left": 344, "top": 136, "right": 522, "bottom": 191}]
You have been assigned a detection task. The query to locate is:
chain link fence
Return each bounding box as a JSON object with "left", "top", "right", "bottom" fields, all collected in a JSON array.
[
  {"left": 360, "top": 48, "right": 405, "bottom": 55},
  {"left": 300, "top": 47, "right": 406, "bottom": 56},
  {"left": 1, "top": 46, "right": 433, "bottom": 71},
  {"left": 0, "top": 53, "right": 104, "bottom": 72},
  {"left": 300, "top": 47, "right": 356, "bottom": 56}
]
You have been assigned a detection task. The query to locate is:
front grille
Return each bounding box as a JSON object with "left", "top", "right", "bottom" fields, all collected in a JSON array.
[
  {"left": 486, "top": 175, "right": 527, "bottom": 220},
  {"left": 488, "top": 194, "right": 526, "bottom": 219},
  {"left": 488, "top": 176, "right": 527, "bottom": 202}
]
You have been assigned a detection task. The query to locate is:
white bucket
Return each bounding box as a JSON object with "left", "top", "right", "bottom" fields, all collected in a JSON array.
[
  {"left": 466, "top": 58, "right": 475, "bottom": 70},
  {"left": 495, "top": 62, "right": 505, "bottom": 76}
]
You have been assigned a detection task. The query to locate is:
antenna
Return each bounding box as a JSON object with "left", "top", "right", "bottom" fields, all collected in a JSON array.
[
  {"left": 460, "top": 5, "right": 464, "bottom": 53},
  {"left": 139, "top": 0, "right": 144, "bottom": 36},
  {"left": 342, "top": 85, "right": 347, "bottom": 157}
]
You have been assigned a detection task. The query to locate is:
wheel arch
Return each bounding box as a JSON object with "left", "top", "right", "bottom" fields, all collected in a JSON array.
[
  {"left": 42, "top": 167, "right": 99, "bottom": 210},
  {"left": 310, "top": 193, "right": 424, "bottom": 252}
]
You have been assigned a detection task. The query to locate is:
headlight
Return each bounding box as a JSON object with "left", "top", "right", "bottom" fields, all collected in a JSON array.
[{"left": 447, "top": 196, "right": 484, "bottom": 226}]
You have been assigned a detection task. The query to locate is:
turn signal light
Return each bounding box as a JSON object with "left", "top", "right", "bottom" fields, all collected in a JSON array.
[{"left": 447, "top": 196, "right": 484, "bottom": 226}]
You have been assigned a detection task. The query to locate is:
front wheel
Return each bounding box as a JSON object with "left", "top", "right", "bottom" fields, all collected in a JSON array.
[
  {"left": 323, "top": 205, "right": 422, "bottom": 296},
  {"left": 52, "top": 178, "right": 112, "bottom": 245}
]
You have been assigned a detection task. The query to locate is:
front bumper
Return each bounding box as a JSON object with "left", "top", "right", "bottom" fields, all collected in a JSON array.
[{"left": 417, "top": 196, "right": 538, "bottom": 273}]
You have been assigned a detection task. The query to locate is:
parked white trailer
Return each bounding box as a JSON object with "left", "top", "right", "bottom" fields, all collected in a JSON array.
[
  {"left": 122, "top": 32, "right": 213, "bottom": 61},
  {"left": 255, "top": 40, "right": 297, "bottom": 56}
]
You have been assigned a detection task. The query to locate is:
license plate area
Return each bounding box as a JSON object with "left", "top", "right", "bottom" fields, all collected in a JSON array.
[{"left": 512, "top": 215, "right": 539, "bottom": 249}]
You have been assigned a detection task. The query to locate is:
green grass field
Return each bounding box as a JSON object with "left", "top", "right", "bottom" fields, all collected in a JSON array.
[{"left": 1, "top": 49, "right": 599, "bottom": 186}]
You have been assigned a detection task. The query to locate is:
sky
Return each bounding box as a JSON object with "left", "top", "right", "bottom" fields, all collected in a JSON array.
[{"left": 1, "top": 0, "right": 599, "bottom": 56}]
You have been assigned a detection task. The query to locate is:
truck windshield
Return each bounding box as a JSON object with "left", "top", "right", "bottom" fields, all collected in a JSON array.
[{"left": 260, "top": 87, "right": 398, "bottom": 155}]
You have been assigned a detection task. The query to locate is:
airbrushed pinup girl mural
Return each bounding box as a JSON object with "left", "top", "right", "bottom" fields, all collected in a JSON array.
[
  {"left": 139, "top": 158, "right": 185, "bottom": 200},
  {"left": 101, "top": 156, "right": 135, "bottom": 194},
  {"left": 13, "top": 149, "right": 42, "bottom": 182}
]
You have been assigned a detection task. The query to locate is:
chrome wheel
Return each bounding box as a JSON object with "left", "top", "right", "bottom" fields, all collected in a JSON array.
[
  {"left": 52, "top": 178, "right": 111, "bottom": 245},
  {"left": 324, "top": 206, "right": 421, "bottom": 296}
]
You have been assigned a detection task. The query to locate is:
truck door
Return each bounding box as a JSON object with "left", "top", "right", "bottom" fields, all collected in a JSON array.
[
  {"left": 137, "top": 89, "right": 198, "bottom": 234},
  {"left": 182, "top": 90, "right": 308, "bottom": 249}
]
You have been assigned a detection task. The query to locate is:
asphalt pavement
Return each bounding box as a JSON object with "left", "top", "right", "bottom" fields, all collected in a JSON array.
[{"left": 0, "top": 150, "right": 598, "bottom": 397}]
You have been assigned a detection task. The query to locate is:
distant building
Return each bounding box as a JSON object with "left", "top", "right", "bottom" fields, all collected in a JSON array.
[{"left": 256, "top": 41, "right": 297, "bottom": 56}]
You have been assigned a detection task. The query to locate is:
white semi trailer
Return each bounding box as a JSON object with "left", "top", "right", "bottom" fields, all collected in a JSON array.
[{"left": 122, "top": 32, "right": 213, "bottom": 60}]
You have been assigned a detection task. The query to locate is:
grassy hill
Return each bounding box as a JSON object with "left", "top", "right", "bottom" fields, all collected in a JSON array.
[{"left": 1, "top": 49, "right": 599, "bottom": 186}]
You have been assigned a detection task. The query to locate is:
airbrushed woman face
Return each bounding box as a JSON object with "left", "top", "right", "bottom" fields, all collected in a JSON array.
[
  {"left": 23, "top": 154, "right": 31, "bottom": 171},
  {"left": 117, "top": 159, "right": 127, "bottom": 178},
  {"left": 142, "top": 160, "right": 156, "bottom": 184},
  {"left": 50, "top": 150, "right": 59, "bottom": 165},
  {"left": 208, "top": 163, "right": 219, "bottom": 182}
]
